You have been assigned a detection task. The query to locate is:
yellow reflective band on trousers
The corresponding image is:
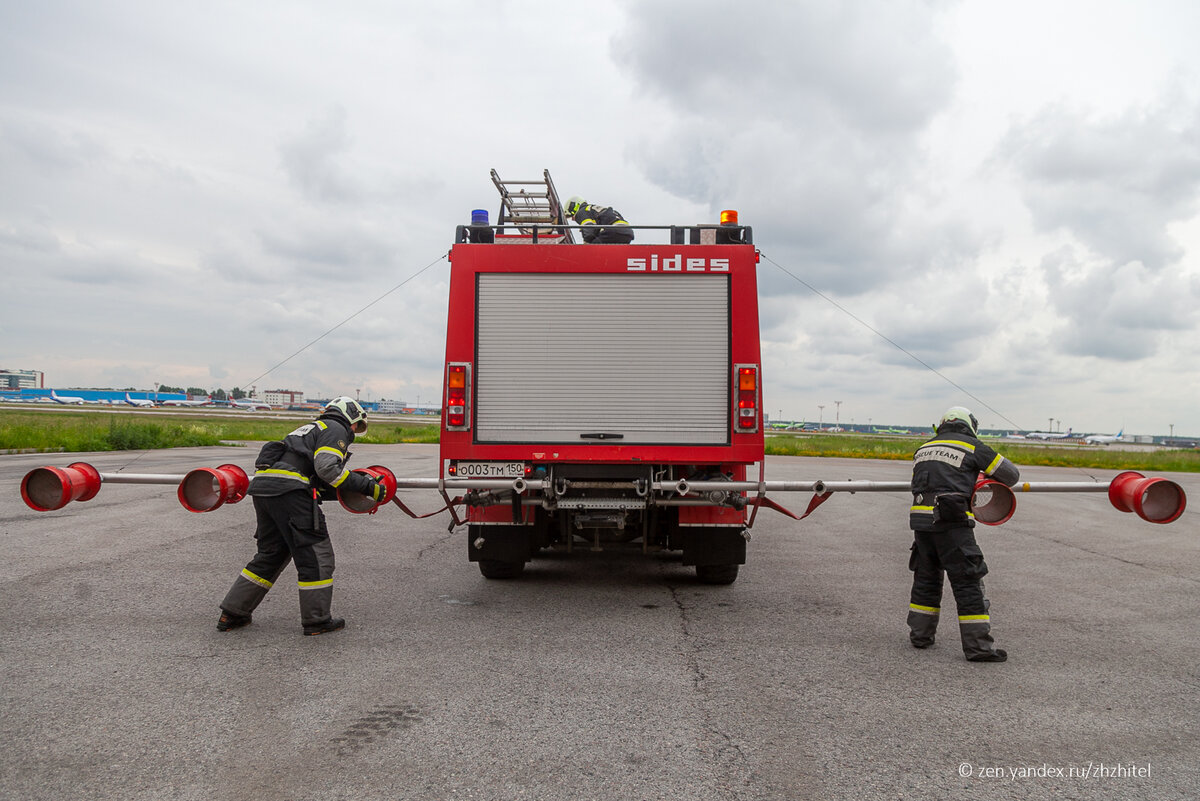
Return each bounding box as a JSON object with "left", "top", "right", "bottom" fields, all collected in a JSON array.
[
  {"left": 910, "top": 603, "right": 940, "bottom": 615},
  {"left": 959, "top": 614, "right": 990, "bottom": 623},
  {"left": 298, "top": 579, "right": 333, "bottom": 590},
  {"left": 254, "top": 468, "right": 310, "bottom": 484},
  {"left": 241, "top": 569, "right": 273, "bottom": 589}
]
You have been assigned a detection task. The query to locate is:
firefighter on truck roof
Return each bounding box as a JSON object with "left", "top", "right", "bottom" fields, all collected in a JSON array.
[
  {"left": 565, "top": 196, "right": 634, "bottom": 244},
  {"left": 907, "top": 406, "right": 1019, "bottom": 662},
  {"left": 216, "top": 396, "right": 386, "bottom": 636}
]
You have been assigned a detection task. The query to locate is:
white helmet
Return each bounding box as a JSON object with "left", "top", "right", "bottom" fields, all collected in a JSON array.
[
  {"left": 938, "top": 406, "right": 978, "bottom": 435},
  {"left": 325, "top": 396, "right": 367, "bottom": 429}
]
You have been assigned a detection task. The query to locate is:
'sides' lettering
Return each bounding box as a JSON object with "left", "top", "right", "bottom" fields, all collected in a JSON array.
[{"left": 627, "top": 255, "right": 729, "bottom": 272}]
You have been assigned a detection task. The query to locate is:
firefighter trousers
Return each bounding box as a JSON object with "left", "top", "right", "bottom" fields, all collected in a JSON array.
[
  {"left": 587, "top": 227, "right": 634, "bottom": 244},
  {"left": 907, "top": 526, "right": 1000, "bottom": 659},
  {"left": 220, "top": 490, "right": 336, "bottom": 627}
]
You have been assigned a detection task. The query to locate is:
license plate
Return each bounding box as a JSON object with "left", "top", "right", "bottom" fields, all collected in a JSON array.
[{"left": 453, "top": 461, "right": 525, "bottom": 478}]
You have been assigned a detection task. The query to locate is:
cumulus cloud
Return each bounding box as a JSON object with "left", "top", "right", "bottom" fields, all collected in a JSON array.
[
  {"left": 612, "top": 0, "right": 982, "bottom": 294},
  {"left": 279, "top": 105, "right": 360, "bottom": 204},
  {"left": 993, "top": 93, "right": 1200, "bottom": 361},
  {"left": 3, "top": 2, "right": 1200, "bottom": 433},
  {"left": 1040, "top": 246, "right": 1199, "bottom": 360},
  {"left": 998, "top": 97, "right": 1200, "bottom": 271}
]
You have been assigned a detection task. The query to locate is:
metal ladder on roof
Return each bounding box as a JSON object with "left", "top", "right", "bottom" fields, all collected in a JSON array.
[{"left": 490, "top": 168, "right": 575, "bottom": 244}]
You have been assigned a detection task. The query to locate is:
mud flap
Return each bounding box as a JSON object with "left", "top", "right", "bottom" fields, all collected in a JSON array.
[
  {"left": 679, "top": 526, "right": 746, "bottom": 567},
  {"left": 467, "top": 524, "right": 534, "bottom": 564}
]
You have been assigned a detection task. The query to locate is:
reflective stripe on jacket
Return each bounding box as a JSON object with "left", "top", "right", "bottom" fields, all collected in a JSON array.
[
  {"left": 248, "top": 414, "right": 375, "bottom": 498},
  {"left": 909, "top": 421, "right": 1019, "bottom": 531},
  {"left": 571, "top": 203, "right": 631, "bottom": 242}
]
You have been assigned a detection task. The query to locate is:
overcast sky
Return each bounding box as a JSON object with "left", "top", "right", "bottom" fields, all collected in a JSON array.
[{"left": 2, "top": 1, "right": 1198, "bottom": 435}]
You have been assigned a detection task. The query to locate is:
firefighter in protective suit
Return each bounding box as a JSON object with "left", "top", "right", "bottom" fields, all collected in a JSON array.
[
  {"left": 908, "top": 407, "right": 1019, "bottom": 662},
  {"left": 217, "top": 397, "right": 385, "bottom": 635},
  {"left": 565, "top": 196, "right": 634, "bottom": 244}
]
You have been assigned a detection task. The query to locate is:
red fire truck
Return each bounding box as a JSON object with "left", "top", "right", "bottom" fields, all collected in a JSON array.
[{"left": 440, "top": 171, "right": 764, "bottom": 583}]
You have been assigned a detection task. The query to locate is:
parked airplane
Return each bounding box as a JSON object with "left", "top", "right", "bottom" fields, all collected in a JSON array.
[
  {"left": 49, "top": 390, "right": 85, "bottom": 405},
  {"left": 229, "top": 397, "right": 272, "bottom": 411},
  {"left": 160, "top": 397, "right": 213, "bottom": 407},
  {"left": 1026, "top": 428, "right": 1074, "bottom": 440},
  {"left": 1084, "top": 429, "right": 1124, "bottom": 445},
  {"left": 124, "top": 393, "right": 156, "bottom": 408}
]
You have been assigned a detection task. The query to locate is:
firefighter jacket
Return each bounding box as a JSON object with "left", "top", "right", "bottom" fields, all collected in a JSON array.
[
  {"left": 248, "top": 413, "right": 376, "bottom": 498},
  {"left": 909, "top": 421, "right": 1019, "bottom": 532},
  {"left": 570, "top": 203, "right": 632, "bottom": 243}
]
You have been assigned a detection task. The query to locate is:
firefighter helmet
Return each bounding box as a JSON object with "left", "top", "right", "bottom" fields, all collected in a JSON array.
[
  {"left": 565, "top": 196, "right": 585, "bottom": 216},
  {"left": 938, "top": 406, "right": 979, "bottom": 435},
  {"left": 325, "top": 396, "right": 368, "bottom": 431}
]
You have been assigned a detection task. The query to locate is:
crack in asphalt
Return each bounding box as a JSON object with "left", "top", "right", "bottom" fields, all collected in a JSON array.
[
  {"left": 666, "top": 580, "right": 754, "bottom": 801},
  {"left": 1012, "top": 530, "right": 1200, "bottom": 586},
  {"left": 416, "top": 529, "right": 457, "bottom": 561}
]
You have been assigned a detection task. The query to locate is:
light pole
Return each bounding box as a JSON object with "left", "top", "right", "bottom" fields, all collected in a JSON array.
[
  {"left": 818, "top": 405, "right": 825, "bottom": 430},
  {"left": 835, "top": 400, "right": 842, "bottom": 431}
]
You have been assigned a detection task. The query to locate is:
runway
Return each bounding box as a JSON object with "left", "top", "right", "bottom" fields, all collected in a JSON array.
[{"left": 1, "top": 445, "right": 1196, "bottom": 800}]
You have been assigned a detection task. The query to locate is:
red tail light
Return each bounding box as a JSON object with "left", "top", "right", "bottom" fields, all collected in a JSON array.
[
  {"left": 445, "top": 363, "right": 471, "bottom": 430},
  {"left": 735, "top": 364, "right": 758, "bottom": 432}
]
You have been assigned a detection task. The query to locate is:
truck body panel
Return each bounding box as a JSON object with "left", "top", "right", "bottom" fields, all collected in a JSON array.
[
  {"left": 441, "top": 242, "right": 763, "bottom": 466},
  {"left": 441, "top": 173, "right": 762, "bottom": 583}
]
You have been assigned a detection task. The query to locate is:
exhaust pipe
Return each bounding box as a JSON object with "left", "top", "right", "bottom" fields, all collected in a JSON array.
[
  {"left": 178, "top": 464, "right": 250, "bottom": 513},
  {"left": 1108, "top": 471, "right": 1186, "bottom": 524},
  {"left": 21, "top": 462, "right": 103, "bottom": 511},
  {"left": 338, "top": 465, "right": 398, "bottom": 514},
  {"left": 971, "top": 478, "right": 1016, "bottom": 526}
]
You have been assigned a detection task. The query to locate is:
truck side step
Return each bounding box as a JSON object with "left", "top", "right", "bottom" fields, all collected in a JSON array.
[{"left": 555, "top": 497, "right": 647, "bottom": 511}]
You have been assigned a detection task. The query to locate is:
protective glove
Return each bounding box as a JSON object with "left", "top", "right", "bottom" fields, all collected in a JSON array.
[{"left": 369, "top": 475, "right": 387, "bottom": 503}]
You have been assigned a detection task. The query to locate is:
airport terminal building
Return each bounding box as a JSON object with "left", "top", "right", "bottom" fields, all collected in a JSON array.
[{"left": 1, "top": 369, "right": 44, "bottom": 389}]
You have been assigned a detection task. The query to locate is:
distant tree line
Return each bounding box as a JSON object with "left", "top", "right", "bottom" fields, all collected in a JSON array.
[{"left": 156, "top": 385, "right": 245, "bottom": 399}]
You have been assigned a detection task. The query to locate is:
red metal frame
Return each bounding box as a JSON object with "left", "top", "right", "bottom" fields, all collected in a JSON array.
[{"left": 440, "top": 242, "right": 764, "bottom": 467}]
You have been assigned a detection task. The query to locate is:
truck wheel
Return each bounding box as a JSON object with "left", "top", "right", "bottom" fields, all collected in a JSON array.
[
  {"left": 479, "top": 559, "right": 525, "bottom": 580},
  {"left": 695, "top": 564, "right": 739, "bottom": 585}
]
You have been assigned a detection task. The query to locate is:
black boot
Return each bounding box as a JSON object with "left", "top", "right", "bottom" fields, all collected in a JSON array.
[
  {"left": 303, "top": 617, "right": 345, "bottom": 636},
  {"left": 217, "top": 611, "right": 252, "bottom": 631},
  {"left": 967, "top": 648, "right": 1008, "bottom": 663}
]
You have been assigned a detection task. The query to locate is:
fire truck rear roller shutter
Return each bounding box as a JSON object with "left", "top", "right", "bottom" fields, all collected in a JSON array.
[{"left": 475, "top": 274, "right": 730, "bottom": 445}]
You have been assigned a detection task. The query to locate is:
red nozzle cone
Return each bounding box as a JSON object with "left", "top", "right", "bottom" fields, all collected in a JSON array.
[
  {"left": 972, "top": 477, "right": 1016, "bottom": 526},
  {"left": 21, "top": 462, "right": 102, "bottom": 511},
  {"left": 1108, "top": 471, "right": 1186, "bottom": 524},
  {"left": 338, "top": 465, "right": 397, "bottom": 514},
  {"left": 178, "top": 464, "right": 249, "bottom": 513}
]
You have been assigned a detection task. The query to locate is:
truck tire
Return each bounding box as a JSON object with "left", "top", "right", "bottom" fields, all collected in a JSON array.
[
  {"left": 479, "top": 559, "right": 525, "bottom": 580},
  {"left": 695, "top": 564, "right": 739, "bottom": 585}
]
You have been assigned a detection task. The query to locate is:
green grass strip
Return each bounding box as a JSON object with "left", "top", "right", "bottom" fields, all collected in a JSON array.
[{"left": 2, "top": 409, "right": 1195, "bottom": 471}]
